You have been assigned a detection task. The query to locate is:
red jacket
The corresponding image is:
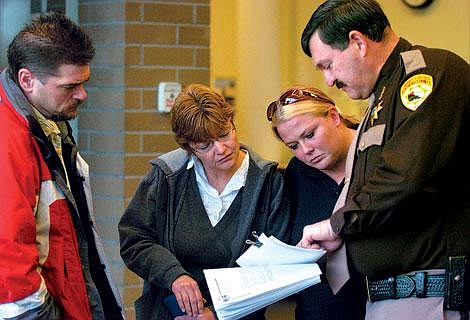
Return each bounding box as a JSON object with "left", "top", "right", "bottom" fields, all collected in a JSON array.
[{"left": 0, "top": 81, "right": 92, "bottom": 319}]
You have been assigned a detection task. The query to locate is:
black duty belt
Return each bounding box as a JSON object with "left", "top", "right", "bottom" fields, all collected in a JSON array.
[{"left": 366, "top": 272, "right": 445, "bottom": 301}]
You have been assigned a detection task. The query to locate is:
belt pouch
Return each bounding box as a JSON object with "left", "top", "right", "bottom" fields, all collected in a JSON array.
[{"left": 444, "top": 256, "right": 466, "bottom": 310}]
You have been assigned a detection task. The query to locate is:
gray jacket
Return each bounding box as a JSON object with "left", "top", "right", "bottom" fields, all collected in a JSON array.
[{"left": 119, "top": 146, "right": 290, "bottom": 320}]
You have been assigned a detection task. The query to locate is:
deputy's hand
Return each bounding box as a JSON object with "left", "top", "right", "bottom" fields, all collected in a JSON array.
[
  {"left": 171, "top": 275, "right": 204, "bottom": 317},
  {"left": 297, "top": 219, "right": 343, "bottom": 251}
]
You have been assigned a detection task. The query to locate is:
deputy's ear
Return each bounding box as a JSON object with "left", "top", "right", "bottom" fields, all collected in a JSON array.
[
  {"left": 18, "top": 68, "right": 35, "bottom": 92},
  {"left": 348, "top": 30, "right": 368, "bottom": 57}
]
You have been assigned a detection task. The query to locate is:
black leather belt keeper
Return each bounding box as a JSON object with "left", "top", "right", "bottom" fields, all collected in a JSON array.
[
  {"left": 444, "top": 256, "right": 467, "bottom": 310},
  {"left": 366, "top": 272, "right": 445, "bottom": 302}
]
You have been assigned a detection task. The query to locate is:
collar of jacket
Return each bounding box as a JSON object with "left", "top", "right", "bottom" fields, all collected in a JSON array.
[{"left": 0, "top": 70, "right": 81, "bottom": 216}]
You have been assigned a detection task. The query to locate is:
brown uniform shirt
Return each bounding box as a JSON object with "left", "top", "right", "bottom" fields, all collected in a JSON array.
[{"left": 330, "top": 38, "right": 470, "bottom": 279}]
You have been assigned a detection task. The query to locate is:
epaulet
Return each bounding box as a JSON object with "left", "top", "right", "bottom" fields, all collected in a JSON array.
[{"left": 400, "top": 49, "right": 426, "bottom": 75}]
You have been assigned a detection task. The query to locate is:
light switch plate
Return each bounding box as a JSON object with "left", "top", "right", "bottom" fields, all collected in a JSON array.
[{"left": 158, "top": 82, "right": 181, "bottom": 113}]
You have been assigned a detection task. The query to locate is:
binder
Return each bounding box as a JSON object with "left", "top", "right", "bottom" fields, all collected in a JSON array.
[{"left": 203, "top": 233, "right": 325, "bottom": 320}]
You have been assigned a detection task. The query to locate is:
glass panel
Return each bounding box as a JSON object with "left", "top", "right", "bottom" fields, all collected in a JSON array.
[
  {"left": 31, "top": 0, "right": 65, "bottom": 14},
  {"left": 31, "top": 0, "right": 41, "bottom": 13},
  {"left": 48, "top": 0, "right": 65, "bottom": 13}
]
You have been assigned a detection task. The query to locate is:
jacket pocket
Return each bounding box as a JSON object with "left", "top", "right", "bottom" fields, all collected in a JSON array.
[{"left": 357, "top": 124, "right": 386, "bottom": 152}]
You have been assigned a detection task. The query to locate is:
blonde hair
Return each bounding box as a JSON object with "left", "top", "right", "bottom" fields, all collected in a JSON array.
[
  {"left": 268, "top": 86, "right": 357, "bottom": 139},
  {"left": 171, "top": 83, "right": 234, "bottom": 151}
]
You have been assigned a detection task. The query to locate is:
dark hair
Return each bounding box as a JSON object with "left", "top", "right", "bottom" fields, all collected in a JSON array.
[
  {"left": 7, "top": 12, "right": 95, "bottom": 84},
  {"left": 301, "top": 0, "right": 390, "bottom": 57},
  {"left": 171, "top": 83, "right": 235, "bottom": 152}
]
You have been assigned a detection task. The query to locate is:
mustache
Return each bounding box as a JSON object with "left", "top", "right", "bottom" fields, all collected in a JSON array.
[{"left": 335, "top": 80, "right": 346, "bottom": 89}]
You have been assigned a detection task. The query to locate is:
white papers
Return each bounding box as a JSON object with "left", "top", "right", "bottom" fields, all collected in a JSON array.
[
  {"left": 204, "top": 264, "right": 321, "bottom": 320},
  {"left": 236, "top": 233, "right": 325, "bottom": 267},
  {"left": 203, "top": 233, "right": 325, "bottom": 320}
]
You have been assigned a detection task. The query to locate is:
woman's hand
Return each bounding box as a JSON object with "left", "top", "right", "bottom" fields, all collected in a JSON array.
[
  {"left": 174, "top": 315, "right": 196, "bottom": 320},
  {"left": 174, "top": 307, "right": 216, "bottom": 320},
  {"left": 171, "top": 275, "right": 205, "bottom": 317},
  {"left": 196, "top": 307, "right": 217, "bottom": 319}
]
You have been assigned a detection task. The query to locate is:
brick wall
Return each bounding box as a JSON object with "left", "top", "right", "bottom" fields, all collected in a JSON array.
[{"left": 79, "top": 1, "right": 210, "bottom": 318}]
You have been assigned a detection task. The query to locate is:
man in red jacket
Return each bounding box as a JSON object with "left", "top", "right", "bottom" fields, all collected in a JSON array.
[{"left": 0, "top": 12, "right": 124, "bottom": 319}]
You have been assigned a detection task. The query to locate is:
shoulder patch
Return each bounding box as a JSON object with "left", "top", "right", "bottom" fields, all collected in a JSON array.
[{"left": 400, "top": 74, "right": 433, "bottom": 111}]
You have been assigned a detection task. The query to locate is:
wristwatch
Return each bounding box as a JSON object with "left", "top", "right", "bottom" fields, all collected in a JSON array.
[{"left": 401, "top": 0, "right": 434, "bottom": 8}]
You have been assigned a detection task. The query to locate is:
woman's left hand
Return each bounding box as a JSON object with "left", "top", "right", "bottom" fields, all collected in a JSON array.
[
  {"left": 195, "top": 307, "right": 217, "bottom": 319},
  {"left": 171, "top": 275, "right": 205, "bottom": 316},
  {"left": 174, "top": 307, "right": 216, "bottom": 320}
]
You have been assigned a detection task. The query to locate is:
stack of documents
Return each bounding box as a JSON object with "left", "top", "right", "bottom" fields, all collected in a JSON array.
[{"left": 203, "top": 233, "right": 325, "bottom": 320}]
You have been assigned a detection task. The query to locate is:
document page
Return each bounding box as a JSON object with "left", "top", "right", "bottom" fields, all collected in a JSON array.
[
  {"left": 236, "top": 233, "right": 325, "bottom": 267},
  {"left": 204, "top": 264, "right": 321, "bottom": 304},
  {"left": 204, "top": 264, "right": 321, "bottom": 320}
]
